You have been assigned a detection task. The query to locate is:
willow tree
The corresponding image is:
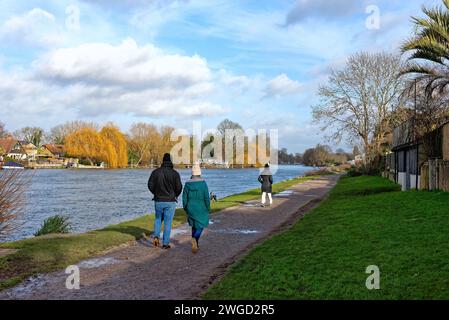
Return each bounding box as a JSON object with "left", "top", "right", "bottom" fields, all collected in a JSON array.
[
  {"left": 313, "top": 52, "right": 406, "bottom": 170},
  {"left": 65, "top": 128, "right": 107, "bottom": 166},
  {"left": 100, "top": 124, "right": 128, "bottom": 168},
  {"left": 402, "top": 0, "right": 449, "bottom": 94}
]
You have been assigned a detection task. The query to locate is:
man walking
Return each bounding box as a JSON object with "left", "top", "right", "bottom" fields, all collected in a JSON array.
[{"left": 148, "top": 153, "right": 182, "bottom": 249}]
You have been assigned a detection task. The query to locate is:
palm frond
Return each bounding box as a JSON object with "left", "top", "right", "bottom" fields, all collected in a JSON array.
[{"left": 402, "top": 1, "right": 449, "bottom": 94}]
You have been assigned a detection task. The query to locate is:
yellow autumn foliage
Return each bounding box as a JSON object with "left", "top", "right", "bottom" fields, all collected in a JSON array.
[
  {"left": 100, "top": 124, "right": 128, "bottom": 168},
  {"left": 65, "top": 125, "right": 128, "bottom": 169}
]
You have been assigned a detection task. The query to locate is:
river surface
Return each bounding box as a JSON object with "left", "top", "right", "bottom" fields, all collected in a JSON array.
[{"left": 3, "top": 165, "right": 312, "bottom": 242}]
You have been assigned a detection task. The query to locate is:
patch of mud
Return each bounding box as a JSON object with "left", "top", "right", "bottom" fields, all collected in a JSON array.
[
  {"left": 170, "top": 227, "right": 189, "bottom": 237},
  {"left": 140, "top": 225, "right": 189, "bottom": 243},
  {"left": 209, "top": 219, "right": 220, "bottom": 225},
  {"left": 273, "top": 190, "right": 295, "bottom": 198},
  {"left": 2, "top": 274, "right": 55, "bottom": 299},
  {"left": 78, "top": 257, "right": 122, "bottom": 269},
  {"left": 211, "top": 229, "right": 260, "bottom": 235},
  {"left": 242, "top": 202, "right": 260, "bottom": 207}
]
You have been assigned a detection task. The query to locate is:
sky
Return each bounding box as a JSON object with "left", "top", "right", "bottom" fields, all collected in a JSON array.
[{"left": 0, "top": 0, "right": 442, "bottom": 153}]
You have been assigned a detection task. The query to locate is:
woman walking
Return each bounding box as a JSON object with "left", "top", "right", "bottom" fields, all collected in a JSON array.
[
  {"left": 258, "top": 164, "right": 273, "bottom": 207},
  {"left": 182, "top": 164, "right": 210, "bottom": 253}
]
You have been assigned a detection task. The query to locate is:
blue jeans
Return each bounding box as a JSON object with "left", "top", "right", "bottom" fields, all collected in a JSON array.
[
  {"left": 153, "top": 202, "right": 177, "bottom": 246},
  {"left": 192, "top": 227, "right": 203, "bottom": 241}
]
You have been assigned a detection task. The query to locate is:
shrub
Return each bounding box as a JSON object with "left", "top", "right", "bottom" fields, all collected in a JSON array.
[
  {"left": 34, "top": 215, "right": 71, "bottom": 236},
  {"left": 346, "top": 166, "right": 363, "bottom": 177},
  {"left": 0, "top": 170, "right": 31, "bottom": 240},
  {"left": 305, "top": 168, "right": 334, "bottom": 176},
  {"left": 347, "top": 164, "right": 382, "bottom": 177}
]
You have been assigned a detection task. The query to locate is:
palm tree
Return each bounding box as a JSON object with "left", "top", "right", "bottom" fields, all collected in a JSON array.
[{"left": 402, "top": 0, "right": 449, "bottom": 94}]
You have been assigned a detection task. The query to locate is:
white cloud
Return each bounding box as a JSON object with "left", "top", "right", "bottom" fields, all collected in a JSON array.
[
  {"left": 217, "top": 69, "right": 259, "bottom": 92},
  {"left": 0, "top": 8, "right": 64, "bottom": 47},
  {"left": 35, "top": 39, "right": 212, "bottom": 92},
  {"left": 0, "top": 38, "right": 227, "bottom": 119},
  {"left": 264, "top": 74, "right": 303, "bottom": 98}
]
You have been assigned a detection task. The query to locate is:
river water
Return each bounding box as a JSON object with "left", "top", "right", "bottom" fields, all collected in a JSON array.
[{"left": 3, "top": 165, "right": 312, "bottom": 242}]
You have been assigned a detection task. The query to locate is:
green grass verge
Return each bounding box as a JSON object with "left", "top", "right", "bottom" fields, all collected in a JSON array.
[
  {"left": 204, "top": 175, "right": 449, "bottom": 300},
  {"left": 0, "top": 175, "right": 314, "bottom": 291}
]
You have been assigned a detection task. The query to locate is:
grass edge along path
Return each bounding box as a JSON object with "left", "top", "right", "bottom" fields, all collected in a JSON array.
[
  {"left": 0, "top": 175, "right": 315, "bottom": 291},
  {"left": 204, "top": 175, "right": 449, "bottom": 300}
]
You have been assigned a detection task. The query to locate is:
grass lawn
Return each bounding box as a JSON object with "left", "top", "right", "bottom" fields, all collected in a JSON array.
[
  {"left": 0, "top": 175, "right": 313, "bottom": 291},
  {"left": 204, "top": 175, "right": 449, "bottom": 300}
]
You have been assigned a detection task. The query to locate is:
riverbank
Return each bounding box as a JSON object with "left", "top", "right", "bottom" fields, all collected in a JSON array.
[
  {"left": 0, "top": 176, "right": 337, "bottom": 299},
  {"left": 6, "top": 166, "right": 312, "bottom": 242},
  {"left": 204, "top": 176, "right": 449, "bottom": 299},
  {"left": 0, "top": 175, "right": 315, "bottom": 291}
]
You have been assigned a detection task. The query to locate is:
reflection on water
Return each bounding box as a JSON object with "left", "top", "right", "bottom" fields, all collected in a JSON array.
[{"left": 4, "top": 165, "right": 312, "bottom": 242}]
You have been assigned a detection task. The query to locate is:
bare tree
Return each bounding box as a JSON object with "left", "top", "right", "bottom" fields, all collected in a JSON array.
[
  {"left": 0, "top": 170, "right": 31, "bottom": 240},
  {"left": 216, "top": 119, "right": 244, "bottom": 164},
  {"left": 217, "top": 119, "right": 243, "bottom": 136},
  {"left": 302, "top": 144, "right": 332, "bottom": 167},
  {"left": 49, "top": 121, "right": 99, "bottom": 145},
  {"left": 313, "top": 52, "right": 407, "bottom": 170},
  {"left": 0, "top": 122, "right": 7, "bottom": 138},
  {"left": 127, "top": 123, "right": 159, "bottom": 166},
  {"left": 402, "top": 82, "right": 449, "bottom": 158},
  {"left": 14, "top": 127, "right": 44, "bottom": 147}
]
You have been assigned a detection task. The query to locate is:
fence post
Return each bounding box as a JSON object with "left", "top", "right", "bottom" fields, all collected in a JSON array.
[{"left": 429, "top": 159, "right": 436, "bottom": 191}]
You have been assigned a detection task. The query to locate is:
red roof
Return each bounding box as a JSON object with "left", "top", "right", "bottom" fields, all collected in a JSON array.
[{"left": 43, "top": 144, "right": 65, "bottom": 156}]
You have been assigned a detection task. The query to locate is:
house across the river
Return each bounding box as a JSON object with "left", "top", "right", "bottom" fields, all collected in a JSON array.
[
  {"left": 0, "top": 136, "right": 28, "bottom": 161},
  {"left": 0, "top": 136, "right": 73, "bottom": 169}
]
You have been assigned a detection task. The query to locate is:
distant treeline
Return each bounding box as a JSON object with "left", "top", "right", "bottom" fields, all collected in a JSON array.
[
  {"left": 279, "top": 145, "right": 357, "bottom": 167},
  {"left": 2, "top": 119, "right": 309, "bottom": 168}
]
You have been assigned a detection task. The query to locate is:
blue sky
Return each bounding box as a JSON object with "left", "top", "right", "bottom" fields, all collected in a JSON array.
[{"left": 0, "top": 0, "right": 442, "bottom": 152}]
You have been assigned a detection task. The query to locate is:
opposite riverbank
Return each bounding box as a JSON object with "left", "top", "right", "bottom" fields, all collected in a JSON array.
[{"left": 0, "top": 175, "right": 315, "bottom": 291}]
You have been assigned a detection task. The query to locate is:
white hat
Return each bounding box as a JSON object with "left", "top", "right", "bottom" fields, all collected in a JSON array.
[{"left": 192, "top": 164, "right": 202, "bottom": 176}]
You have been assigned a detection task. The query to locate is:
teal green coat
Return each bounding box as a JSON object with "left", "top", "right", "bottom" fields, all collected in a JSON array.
[{"left": 182, "top": 178, "right": 210, "bottom": 229}]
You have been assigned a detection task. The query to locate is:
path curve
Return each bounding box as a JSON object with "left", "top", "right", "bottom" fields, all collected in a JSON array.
[{"left": 0, "top": 175, "right": 338, "bottom": 300}]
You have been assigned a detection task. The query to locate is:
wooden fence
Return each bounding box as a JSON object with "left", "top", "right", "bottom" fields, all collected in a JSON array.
[{"left": 420, "top": 160, "right": 449, "bottom": 192}]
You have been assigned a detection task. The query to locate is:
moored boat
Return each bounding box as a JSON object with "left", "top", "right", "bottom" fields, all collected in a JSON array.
[{"left": 1, "top": 161, "right": 25, "bottom": 170}]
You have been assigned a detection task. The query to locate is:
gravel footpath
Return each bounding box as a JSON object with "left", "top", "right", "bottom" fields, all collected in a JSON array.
[{"left": 0, "top": 175, "right": 338, "bottom": 300}]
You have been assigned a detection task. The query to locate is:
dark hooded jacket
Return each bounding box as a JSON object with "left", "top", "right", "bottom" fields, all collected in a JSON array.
[
  {"left": 148, "top": 159, "right": 182, "bottom": 202},
  {"left": 258, "top": 168, "right": 273, "bottom": 193}
]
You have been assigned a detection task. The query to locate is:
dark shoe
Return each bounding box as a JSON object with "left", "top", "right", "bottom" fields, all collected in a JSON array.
[
  {"left": 152, "top": 237, "right": 160, "bottom": 248},
  {"left": 162, "top": 244, "right": 171, "bottom": 250}
]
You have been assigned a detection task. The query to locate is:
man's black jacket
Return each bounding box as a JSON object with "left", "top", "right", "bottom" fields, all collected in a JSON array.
[{"left": 148, "top": 160, "right": 182, "bottom": 202}]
